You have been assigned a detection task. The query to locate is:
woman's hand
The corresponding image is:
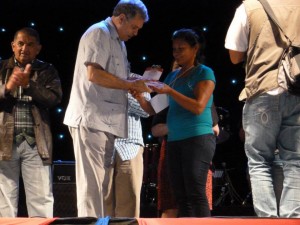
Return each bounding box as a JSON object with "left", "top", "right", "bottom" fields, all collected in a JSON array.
[{"left": 147, "top": 81, "right": 172, "bottom": 94}]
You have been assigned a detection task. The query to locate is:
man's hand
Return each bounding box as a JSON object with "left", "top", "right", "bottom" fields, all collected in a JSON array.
[
  {"left": 130, "top": 79, "right": 152, "bottom": 93},
  {"left": 20, "top": 64, "right": 31, "bottom": 87},
  {"left": 5, "top": 64, "right": 31, "bottom": 93}
]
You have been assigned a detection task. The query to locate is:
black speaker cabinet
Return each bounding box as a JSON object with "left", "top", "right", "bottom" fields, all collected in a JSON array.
[{"left": 53, "top": 160, "right": 77, "bottom": 217}]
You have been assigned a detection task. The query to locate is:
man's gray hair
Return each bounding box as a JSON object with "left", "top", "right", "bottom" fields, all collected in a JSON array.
[{"left": 113, "top": 0, "right": 149, "bottom": 22}]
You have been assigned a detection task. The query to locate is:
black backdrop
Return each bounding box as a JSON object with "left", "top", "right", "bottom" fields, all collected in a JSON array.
[{"left": 0, "top": 0, "right": 250, "bottom": 199}]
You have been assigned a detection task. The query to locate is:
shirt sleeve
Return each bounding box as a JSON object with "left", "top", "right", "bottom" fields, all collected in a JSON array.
[
  {"left": 196, "top": 65, "right": 216, "bottom": 83},
  {"left": 83, "top": 25, "right": 110, "bottom": 69},
  {"left": 225, "top": 3, "right": 249, "bottom": 52}
]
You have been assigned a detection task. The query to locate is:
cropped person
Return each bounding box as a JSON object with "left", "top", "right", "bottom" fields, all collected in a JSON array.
[
  {"left": 0, "top": 27, "right": 62, "bottom": 217},
  {"left": 225, "top": 0, "right": 300, "bottom": 217},
  {"left": 63, "top": 0, "right": 151, "bottom": 217},
  {"left": 151, "top": 108, "right": 177, "bottom": 218}
]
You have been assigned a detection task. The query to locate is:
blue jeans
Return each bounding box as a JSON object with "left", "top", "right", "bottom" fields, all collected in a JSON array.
[
  {"left": 0, "top": 140, "right": 53, "bottom": 217},
  {"left": 243, "top": 92, "right": 300, "bottom": 217},
  {"left": 167, "top": 134, "right": 215, "bottom": 217}
]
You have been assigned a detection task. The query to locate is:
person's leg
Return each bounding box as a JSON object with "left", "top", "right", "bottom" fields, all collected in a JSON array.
[
  {"left": 167, "top": 141, "right": 187, "bottom": 217},
  {"left": 277, "top": 93, "right": 300, "bottom": 217},
  {"left": 158, "top": 139, "right": 178, "bottom": 218},
  {"left": 206, "top": 168, "right": 213, "bottom": 211},
  {"left": 21, "top": 141, "right": 53, "bottom": 217},
  {"left": 161, "top": 209, "right": 178, "bottom": 218},
  {"left": 272, "top": 150, "right": 283, "bottom": 214},
  {"left": 167, "top": 135, "right": 215, "bottom": 218},
  {"left": 180, "top": 135, "right": 215, "bottom": 217},
  {"left": 114, "top": 146, "right": 144, "bottom": 217},
  {"left": 103, "top": 155, "right": 116, "bottom": 217},
  {"left": 243, "top": 93, "right": 281, "bottom": 217},
  {"left": 0, "top": 143, "right": 20, "bottom": 217},
  {"left": 70, "top": 126, "right": 115, "bottom": 217}
]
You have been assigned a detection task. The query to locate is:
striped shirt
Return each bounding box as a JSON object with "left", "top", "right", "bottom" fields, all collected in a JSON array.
[
  {"left": 13, "top": 59, "right": 35, "bottom": 146},
  {"left": 114, "top": 91, "right": 151, "bottom": 161},
  {"left": 14, "top": 98, "right": 35, "bottom": 146}
]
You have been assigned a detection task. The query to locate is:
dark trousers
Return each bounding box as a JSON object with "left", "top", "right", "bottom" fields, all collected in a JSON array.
[{"left": 167, "top": 134, "right": 216, "bottom": 217}]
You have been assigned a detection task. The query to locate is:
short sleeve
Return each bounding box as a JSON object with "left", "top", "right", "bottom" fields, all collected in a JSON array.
[
  {"left": 225, "top": 3, "right": 249, "bottom": 52},
  {"left": 82, "top": 24, "right": 110, "bottom": 69}
]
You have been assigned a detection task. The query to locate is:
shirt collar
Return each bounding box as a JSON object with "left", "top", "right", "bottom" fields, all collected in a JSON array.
[
  {"left": 14, "top": 57, "right": 35, "bottom": 69},
  {"left": 105, "top": 17, "right": 120, "bottom": 41}
]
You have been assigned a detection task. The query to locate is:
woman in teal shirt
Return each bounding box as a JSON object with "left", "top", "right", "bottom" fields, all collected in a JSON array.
[{"left": 150, "top": 28, "right": 216, "bottom": 217}]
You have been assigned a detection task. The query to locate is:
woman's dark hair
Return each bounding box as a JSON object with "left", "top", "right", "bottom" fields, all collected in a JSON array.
[{"left": 172, "top": 28, "right": 206, "bottom": 64}]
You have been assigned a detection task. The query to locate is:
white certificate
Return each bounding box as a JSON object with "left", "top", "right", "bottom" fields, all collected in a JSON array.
[
  {"left": 150, "top": 94, "right": 169, "bottom": 113},
  {"left": 145, "top": 81, "right": 164, "bottom": 89},
  {"left": 142, "top": 67, "right": 163, "bottom": 80}
]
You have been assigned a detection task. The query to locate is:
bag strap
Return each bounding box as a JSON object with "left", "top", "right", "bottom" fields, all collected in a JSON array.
[{"left": 258, "top": 0, "right": 292, "bottom": 45}]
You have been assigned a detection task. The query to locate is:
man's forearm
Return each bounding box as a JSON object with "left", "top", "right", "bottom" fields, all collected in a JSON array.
[{"left": 229, "top": 50, "right": 245, "bottom": 64}]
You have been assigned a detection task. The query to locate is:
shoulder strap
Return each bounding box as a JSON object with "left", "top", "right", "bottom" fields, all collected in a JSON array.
[{"left": 258, "top": 0, "right": 292, "bottom": 45}]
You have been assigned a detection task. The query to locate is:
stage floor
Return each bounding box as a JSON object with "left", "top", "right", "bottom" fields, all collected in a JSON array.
[{"left": 1, "top": 217, "right": 300, "bottom": 225}]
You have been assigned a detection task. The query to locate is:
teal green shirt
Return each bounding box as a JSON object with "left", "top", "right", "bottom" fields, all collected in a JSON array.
[{"left": 164, "top": 64, "right": 216, "bottom": 141}]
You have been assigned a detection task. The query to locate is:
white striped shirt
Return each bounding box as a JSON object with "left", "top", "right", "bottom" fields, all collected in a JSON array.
[{"left": 114, "top": 85, "right": 151, "bottom": 161}]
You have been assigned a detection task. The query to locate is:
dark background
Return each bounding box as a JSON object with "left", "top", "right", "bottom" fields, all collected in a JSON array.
[{"left": 0, "top": 0, "right": 250, "bottom": 202}]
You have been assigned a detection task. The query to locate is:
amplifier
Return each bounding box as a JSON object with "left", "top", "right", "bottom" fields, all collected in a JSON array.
[
  {"left": 53, "top": 160, "right": 76, "bottom": 184},
  {"left": 52, "top": 160, "right": 77, "bottom": 217}
]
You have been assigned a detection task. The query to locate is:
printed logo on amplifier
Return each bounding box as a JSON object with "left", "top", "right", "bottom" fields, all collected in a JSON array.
[{"left": 53, "top": 161, "right": 76, "bottom": 184}]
